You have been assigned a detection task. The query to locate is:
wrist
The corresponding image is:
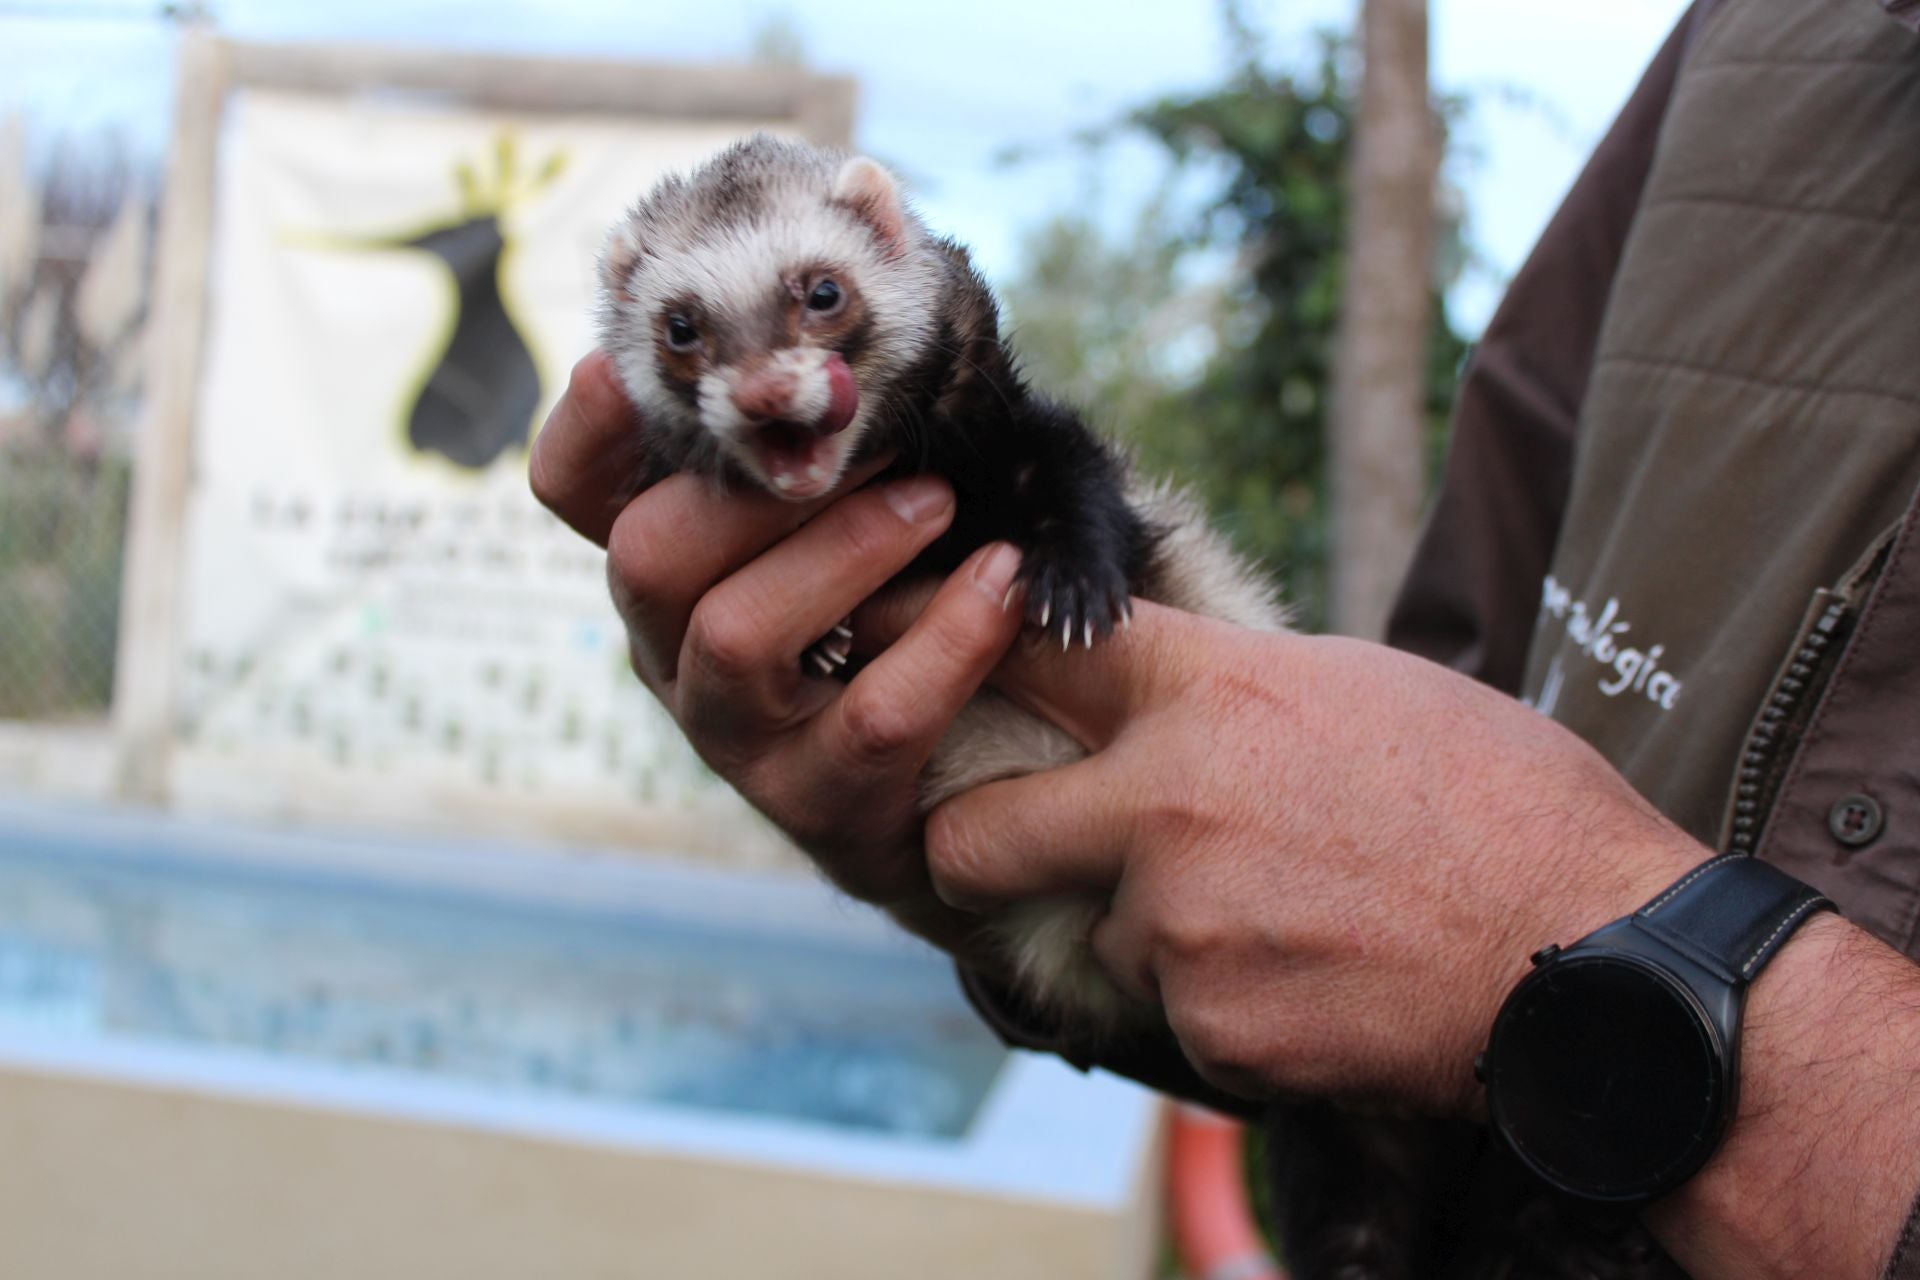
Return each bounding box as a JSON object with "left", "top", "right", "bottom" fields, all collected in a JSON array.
[
  {"left": 1649, "top": 912, "right": 1920, "bottom": 1278},
  {"left": 1453, "top": 829, "right": 1702, "bottom": 1117},
  {"left": 1481, "top": 848, "right": 1830, "bottom": 1204}
]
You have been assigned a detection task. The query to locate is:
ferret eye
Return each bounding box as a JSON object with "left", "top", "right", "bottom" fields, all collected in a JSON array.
[
  {"left": 806, "top": 280, "right": 843, "bottom": 313},
  {"left": 665, "top": 315, "right": 699, "bottom": 349}
]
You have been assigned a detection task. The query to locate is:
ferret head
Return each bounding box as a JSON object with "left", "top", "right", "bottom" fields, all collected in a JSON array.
[{"left": 596, "top": 135, "right": 942, "bottom": 501}]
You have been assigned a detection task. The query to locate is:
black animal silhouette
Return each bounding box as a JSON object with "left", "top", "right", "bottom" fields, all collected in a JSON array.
[
  {"left": 399, "top": 215, "right": 540, "bottom": 469},
  {"left": 296, "top": 134, "right": 567, "bottom": 471}
]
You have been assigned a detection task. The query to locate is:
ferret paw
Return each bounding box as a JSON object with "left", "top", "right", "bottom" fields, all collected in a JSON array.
[
  {"left": 1020, "top": 556, "right": 1132, "bottom": 651},
  {"left": 800, "top": 618, "right": 854, "bottom": 678}
]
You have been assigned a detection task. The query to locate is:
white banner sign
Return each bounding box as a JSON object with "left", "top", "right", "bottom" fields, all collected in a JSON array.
[{"left": 174, "top": 86, "right": 794, "bottom": 861}]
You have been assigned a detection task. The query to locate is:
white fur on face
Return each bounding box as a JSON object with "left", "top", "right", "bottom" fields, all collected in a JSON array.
[
  {"left": 777, "top": 347, "right": 834, "bottom": 424},
  {"left": 697, "top": 347, "right": 849, "bottom": 496},
  {"left": 696, "top": 371, "right": 748, "bottom": 443},
  {"left": 695, "top": 349, "right": 835, "bottom": 444},
  {"left": 638, "top": 210, "right": 938, "bottom": 389},
  {"left": 595, "top": 155, "right": 944, "bottom": 487}
]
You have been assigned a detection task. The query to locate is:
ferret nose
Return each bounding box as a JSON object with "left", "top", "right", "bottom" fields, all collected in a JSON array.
[{"left": 730, "top": 366, "right": 798, "bottom": 422}]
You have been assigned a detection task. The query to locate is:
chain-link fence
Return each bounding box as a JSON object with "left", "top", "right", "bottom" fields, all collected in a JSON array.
[
  {"left": 0, "top": 446, "right": 130, "bottom": 720},
  {"left": 0, "top": 112, "right": 150, "bottom": 726}
]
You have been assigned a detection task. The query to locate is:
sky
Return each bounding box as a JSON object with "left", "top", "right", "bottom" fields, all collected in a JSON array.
[{"left": 0, "top": 0, "right": 1690, "bottom": 335}]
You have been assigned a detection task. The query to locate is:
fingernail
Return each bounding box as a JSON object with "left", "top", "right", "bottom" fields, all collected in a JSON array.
[
  {"left": 972, "top": 542, "right": 1022, "bottom": 602},
  {"left": 936, "top": 888, "right": 992, "bottom": 915},
  {"left": 884, "top": 475, "right": 951, "bottom": 524}
]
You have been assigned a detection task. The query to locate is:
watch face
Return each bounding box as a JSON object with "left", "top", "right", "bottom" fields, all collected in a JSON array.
[{"left": 1487, "top": 953, "right": 1728, "bottom": 1202}]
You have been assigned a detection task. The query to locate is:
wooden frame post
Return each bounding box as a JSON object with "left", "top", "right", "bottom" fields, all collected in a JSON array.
[{"left": 112, "top": 28, "right": 230, "bottom": 804}]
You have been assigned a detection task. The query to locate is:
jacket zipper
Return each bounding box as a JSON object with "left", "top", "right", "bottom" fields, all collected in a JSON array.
[
  {"left": 1719, "top": 529, "right": 1898, "bottom": 855},
  {"left": 1723, "top": 594, "right": 1851, "bottom": 854}
]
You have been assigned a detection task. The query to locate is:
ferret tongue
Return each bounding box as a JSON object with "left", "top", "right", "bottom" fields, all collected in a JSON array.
[{"left": 818, "top": 352, "right": 859, "bottom": 436}]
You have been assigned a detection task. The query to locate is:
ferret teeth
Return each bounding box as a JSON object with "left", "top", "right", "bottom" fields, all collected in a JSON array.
[
  {"left": 773, "top": 474, "right": 795, "bottom": 492},
  {"left": 807, "top": 463, "right": 826, "bottom": 483},
  {"left": 1001, "top": 583, "right": 1020, "bottom": 612}
]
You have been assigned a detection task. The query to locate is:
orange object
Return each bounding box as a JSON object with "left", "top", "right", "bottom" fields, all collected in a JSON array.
[{"left": 1168, "top": 1105, "right": 1286, "bottom": 1280}]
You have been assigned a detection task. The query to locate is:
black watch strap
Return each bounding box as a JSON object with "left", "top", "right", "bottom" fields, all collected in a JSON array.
[{"left": 1633, "top": 853, "right": 1835, "bottom": 985}]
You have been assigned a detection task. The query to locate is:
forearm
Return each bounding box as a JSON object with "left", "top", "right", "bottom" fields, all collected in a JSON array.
[
  {"left": 1649, "top": 913, "right": 1920, "bottom": 1279},
  {"left": 884, "top": 893, "right": 1011, "bottom": 980}
]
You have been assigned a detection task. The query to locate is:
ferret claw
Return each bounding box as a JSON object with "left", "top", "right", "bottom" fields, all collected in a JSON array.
[
  {"left": 1082, "top": 619, "right": 1093, "bottom": 649},
  {"left": 831, "top": 622, "right": 853, "bottom": 642},
  {"left": 808, "top": 650, "right": 835, "bottom": 676},
  {"left": 1061, "top": 618, "right": 1071, "bottom": 651},
  {"left": 1038, "top": 600, "right": 1051, "bottom": 630}
]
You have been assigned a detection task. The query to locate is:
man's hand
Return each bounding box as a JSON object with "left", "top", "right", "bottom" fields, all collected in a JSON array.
[
  {"left": 529, "top": 352, "right": 1028, "bottom": 958},
  {"left": 916, "top": 598, "right": 1704, "bottom": 1112},
  {"left": 906, "top": 600, "right": 1920, "bottom": 1278}
]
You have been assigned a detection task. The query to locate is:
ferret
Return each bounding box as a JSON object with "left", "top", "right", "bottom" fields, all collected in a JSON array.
[{"left": 595, "top": 134, "right": 1285, "bottom": 1035}]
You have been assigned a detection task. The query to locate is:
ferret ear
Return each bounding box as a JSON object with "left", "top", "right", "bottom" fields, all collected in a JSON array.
[
  {"left": 831, "top": 156, "right": 908, "bottom": 257},
  {"left": 600, "top": 220, "right": 647, "bottom": 302}
]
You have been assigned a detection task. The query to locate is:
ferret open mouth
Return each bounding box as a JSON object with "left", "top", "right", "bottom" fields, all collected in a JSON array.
[
  {"left": 744, "top": 353, "right": 861, "bottom": 500},
  {"left": 753, "top": 421, "right": 847, "bottom": 496}
]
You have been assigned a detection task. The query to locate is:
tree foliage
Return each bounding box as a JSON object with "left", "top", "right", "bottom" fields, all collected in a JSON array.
[
  {"left": 1003, "top": 30, "right": 1470, "bottom": 629},
  {"left": 1, "top": 124, "right": 152, "bottom": 458}
]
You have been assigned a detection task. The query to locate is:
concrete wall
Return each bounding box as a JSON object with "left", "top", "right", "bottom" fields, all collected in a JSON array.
[{"left": 0, "top": 1059, "right": 1164, "bottom": 1280}]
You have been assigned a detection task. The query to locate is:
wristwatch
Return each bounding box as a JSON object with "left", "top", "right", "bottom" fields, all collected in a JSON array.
[{"left": 1477, "top": 853, "right": 1835, "bottom": 1204}]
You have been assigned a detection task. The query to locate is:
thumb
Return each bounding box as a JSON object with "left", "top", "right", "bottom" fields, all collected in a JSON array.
[
  {"left": 856, "top": 580, "right": 1205, "bottom": 752},
  {"left": 984, "top": 597, "right": 1201, "bottom": 752}
]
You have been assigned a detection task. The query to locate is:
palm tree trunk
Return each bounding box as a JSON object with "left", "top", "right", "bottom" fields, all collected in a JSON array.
[{"left": 1328, "top": 0, "right": 1439, "bottom": 639}]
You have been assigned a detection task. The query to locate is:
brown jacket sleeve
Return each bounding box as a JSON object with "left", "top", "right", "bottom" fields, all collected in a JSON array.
[{"left": 1890, "top": 1187, "right": 1920, "bottom": 1280}]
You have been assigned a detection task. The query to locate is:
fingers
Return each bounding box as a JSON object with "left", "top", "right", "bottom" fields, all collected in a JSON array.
[
  {"left": 806, "top": 540, "right": 1026, "bottom": 771},
  {"left": 767, "top": 542, "right": 1027, "bottom": 904},
  {"left": 608, "top": 452, "right": 896, "bottom": 688},
  {"left": 674, "top": 474, "right": 958, "bottom": 738},
  {"left": 530, "top": 351, "right": 643, "bottom": 547},
  {"left": 847, "top": 577, "right": 943, "bottom": 657},
  {"left": 923, "top": 753, "right": 1130, "bottom": 911}
]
